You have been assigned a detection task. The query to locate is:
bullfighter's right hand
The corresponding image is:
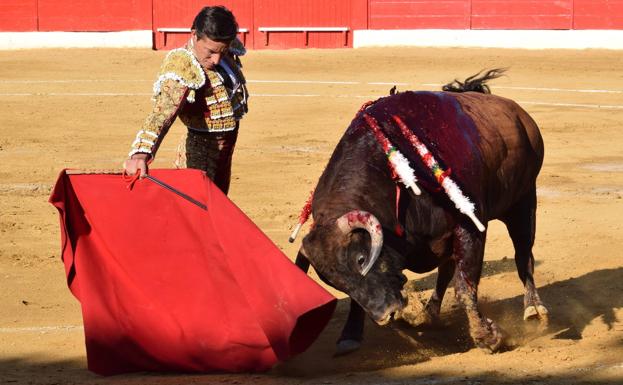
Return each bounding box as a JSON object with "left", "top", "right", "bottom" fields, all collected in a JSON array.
[{"left": 124, "top": 153, "right": 151, "bottom": 178}]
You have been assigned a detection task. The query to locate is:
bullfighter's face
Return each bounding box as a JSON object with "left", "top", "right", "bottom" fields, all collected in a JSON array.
[{"left": 191, "top": 31, "right": 229, "bottom": 70}]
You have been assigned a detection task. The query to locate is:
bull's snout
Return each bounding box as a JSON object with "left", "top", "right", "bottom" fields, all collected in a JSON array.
[{"left": 369, "top": 297, "right": 407, "bottom": 326}]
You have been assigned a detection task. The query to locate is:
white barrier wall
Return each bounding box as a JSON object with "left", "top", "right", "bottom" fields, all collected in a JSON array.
[
  {"left": 353, "top": 29, "right": 623, "bottom": 50},
  {"left": 3, "top": 29, "right": 623, "bottom": 50},
  {"left": 0, "top": 31, "right": 153, "bottom": 50}
]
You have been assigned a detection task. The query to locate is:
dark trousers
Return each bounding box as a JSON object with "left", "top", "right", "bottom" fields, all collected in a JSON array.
[{"left": 185, "top": 126, "right": 239, "bottom": 195}]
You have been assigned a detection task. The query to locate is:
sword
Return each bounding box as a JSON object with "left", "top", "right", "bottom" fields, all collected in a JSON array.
[{"left": 144, "top": 175, "right": 207, "bottom": 211}]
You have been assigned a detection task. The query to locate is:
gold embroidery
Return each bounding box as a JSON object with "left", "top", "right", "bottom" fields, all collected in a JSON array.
[
  {"left": 129, "top": 46, "right": 248, "bottom": 158},
  {"left": 199, "top": 60, "right": 247, "bottom": 131},
  {"left": 130, "top": 79, "right": 187, "bottom": 157},
  {"left": 153, "top": 49, "right": 205, "bottom": 97}
]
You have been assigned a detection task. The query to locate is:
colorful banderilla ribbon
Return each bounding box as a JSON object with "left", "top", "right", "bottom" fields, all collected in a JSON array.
[
  {"left": 288, "top": 108, "right": 486, "bottom": 243},
  {"left": 391, "top": 115, "right": 485, "bottom": 232},
  {"left": 363, "top": 113, "right": 422, "bottom": 196},
  {"left": 288, "top": 110, "right": 422, "bottom": 243},
  {"left": 288, "top": 189, "right": 314, "bottom": 243}
]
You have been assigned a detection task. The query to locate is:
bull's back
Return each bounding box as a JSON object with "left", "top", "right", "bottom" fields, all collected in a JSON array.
[
  {"left": 363, "top": 90, "right": 543, "bottom": 221},
  {"left": 450, "top": 92, "right": 544, "bottom": 218}
]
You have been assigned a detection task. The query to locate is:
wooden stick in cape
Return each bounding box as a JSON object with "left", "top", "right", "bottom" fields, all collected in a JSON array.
[{"left": 391, "top": 115, "right": 485, "bottom": 232}]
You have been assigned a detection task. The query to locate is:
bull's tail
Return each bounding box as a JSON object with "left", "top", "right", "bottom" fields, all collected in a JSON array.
[{"left": 442, "top": 68, "right": 506, "bottom": 94}]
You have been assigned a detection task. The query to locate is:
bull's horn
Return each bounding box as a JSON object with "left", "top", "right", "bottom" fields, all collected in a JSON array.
[{"left": 336, "top": 210, "right": 383, "bottom": 276}]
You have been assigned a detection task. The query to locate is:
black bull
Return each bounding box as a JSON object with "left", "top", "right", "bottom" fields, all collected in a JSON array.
[{"left": 295, "top": 73, "right": 548, "bottom": 355}]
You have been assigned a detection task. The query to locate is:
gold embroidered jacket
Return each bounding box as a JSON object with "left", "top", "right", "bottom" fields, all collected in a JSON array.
[{"left": 129, "top": 42, "right": 248, "bottom": 158}]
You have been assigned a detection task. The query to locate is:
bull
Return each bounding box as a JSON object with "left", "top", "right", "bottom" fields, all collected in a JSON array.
[{"left": 294, "top": 70, "right": 548, "bottom": 355}]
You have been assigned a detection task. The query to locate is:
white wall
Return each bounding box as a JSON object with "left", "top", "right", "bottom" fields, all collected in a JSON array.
[
  {"left": 354, "top": 29, "right": 623, "bottom": 50},
  {"left": 0, "top": 31, "right": 153, "bottom": 49}
]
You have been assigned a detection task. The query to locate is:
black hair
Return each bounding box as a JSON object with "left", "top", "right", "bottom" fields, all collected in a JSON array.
[
  {"left": 191, "top": 6, "right": 238, "bottom": 43},
  {"left": 442, "top": 68, "right": 507, "bottom": 94}
]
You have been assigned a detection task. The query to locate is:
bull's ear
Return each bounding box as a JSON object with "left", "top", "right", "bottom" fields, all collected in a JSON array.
[
  {"left": 302, "top": 225, "right": 338, "bottom": 268},
  {"left": 301, "top": 233, "right": 317, "bottom": 262}
]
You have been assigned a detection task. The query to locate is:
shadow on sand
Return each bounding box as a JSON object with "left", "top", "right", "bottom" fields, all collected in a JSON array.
[
  {"left": 274, "top": 265, "right": 623, "bottom": 377},
  {"left": 1, "top": 266, "right": 621, "bottom": 385}
]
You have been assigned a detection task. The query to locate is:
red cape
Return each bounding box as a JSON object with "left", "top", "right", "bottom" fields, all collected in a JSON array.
[{"left": 49, "top": 169, "right": 336, "bottom": 375}]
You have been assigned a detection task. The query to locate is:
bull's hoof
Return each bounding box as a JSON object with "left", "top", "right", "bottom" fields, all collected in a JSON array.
[
  {"left": 334, "top": 339, "right": 361, "bottom": 356},
  {"left": 420, "top": 303, "right": 443, "bottom": 328},
  {"left": 523, "top": 305, "right": 549, "bottom": 320},
  {"left": 524, "top": 304, "right": 549, "bottom": 333},
  {"left": 524, "top": 304, "right": 549, "bottom": 322},
  {"left": 475, "top": 318, "right": 504, "bottom": 353},
  {"left": 396, "top": 305, "right": 441, "bottom": 328}
]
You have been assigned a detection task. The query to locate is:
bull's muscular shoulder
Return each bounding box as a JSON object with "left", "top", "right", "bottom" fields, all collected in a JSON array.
[
  {"left": 450, "top": 92, "right": 538, "bottom": 134},
  {"left": 450, "top": 92, "right": 520, "bottom": 128},
  {"left": 450, "top": 92, "right": 543, "bottom": 163}
]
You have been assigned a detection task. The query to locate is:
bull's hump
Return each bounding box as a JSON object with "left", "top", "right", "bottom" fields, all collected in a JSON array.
[{"left": 370, "top": 90, "right": 443, "bottom": 113}]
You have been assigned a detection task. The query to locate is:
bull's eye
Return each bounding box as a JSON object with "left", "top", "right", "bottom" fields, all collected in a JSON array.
[{"left": 357, "top": 254, "right": 366, "bottom": 268}]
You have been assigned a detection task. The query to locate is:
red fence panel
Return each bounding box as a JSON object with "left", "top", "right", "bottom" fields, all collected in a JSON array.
[
  {"left": 3, "top": 1, "right": 623, "bottom": 48},
  {"left": 153, "top": 0, "right": 254, "bottom": 50},
  {"left": 37, "top": 0, "right": 152, "bottom": 32},
  {"left": 574, "top": 0, "right": 623, "bottom": 29},
  {"left": 471, "top": 0, "right": 573, "bottom": 29},
  {"left": 0, "top": 0, "right": 37, "bottom": 31},
  {"left": 253, "top": 0, "right": 355, "bottom": 49},
  {"left": 368, "top": 0, "right": 470, "bottom": 29},
  {"left": 351, "top": 0, "right": 369, "bottom": 30}
]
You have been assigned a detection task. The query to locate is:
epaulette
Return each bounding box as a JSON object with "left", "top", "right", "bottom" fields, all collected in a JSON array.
[{"left": 153, "top": 48, "right": 206, "bottom": 103}]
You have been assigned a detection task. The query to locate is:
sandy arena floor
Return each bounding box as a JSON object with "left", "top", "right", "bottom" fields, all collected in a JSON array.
[{"left": 0, "top": 47, "right": 622, "bottom": 384}]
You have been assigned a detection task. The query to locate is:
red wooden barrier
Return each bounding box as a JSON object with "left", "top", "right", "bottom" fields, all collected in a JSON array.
[
  {"left": 0, "top": 0, "right": 37, "bottom": 32},
  {"left": 2, "top": 1, "right": 623, "bottom": 48},
  {"left": 351, "top": 0, "right": 369, "bottom": 30},
  {"left": 37, "top": 0, "right": 152, "bottom": 32},
  {"left": 471, "top": 0, "right": 573, "bottom": 29},
  {"left": 574, "top": 0, "right": 623, "bottom": 29},
  {"left": 253, "top": 0, "right": 360, "bottom": 49},
  {"left": 369, "top": 0, "right": 470, "bottom": 29}
]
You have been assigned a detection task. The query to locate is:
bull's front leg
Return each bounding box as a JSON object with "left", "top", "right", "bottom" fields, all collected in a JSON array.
[
  {"left": 335, "top": 300, "right": 365, "bottom": 356},
  {"left": 295, "top": 249, "right": 365, "bottom": 356},
  {"left": 453, "top": 226, "right": 504, "bottom": 353},
  {"left": 294, "top": 250, "right": 310, "bottom": 272},
  {"left": 422, "top": 259, "right": 456, "bottom": 326}
]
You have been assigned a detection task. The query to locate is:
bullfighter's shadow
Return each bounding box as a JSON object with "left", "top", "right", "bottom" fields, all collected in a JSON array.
[{"left": 272, "top": 264, "right": 623, "bottom": 377}]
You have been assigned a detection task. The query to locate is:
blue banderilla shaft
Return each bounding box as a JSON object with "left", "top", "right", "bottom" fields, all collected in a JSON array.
[{"left": 144, "top": 175, "right": 207, "bottom": 211}]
